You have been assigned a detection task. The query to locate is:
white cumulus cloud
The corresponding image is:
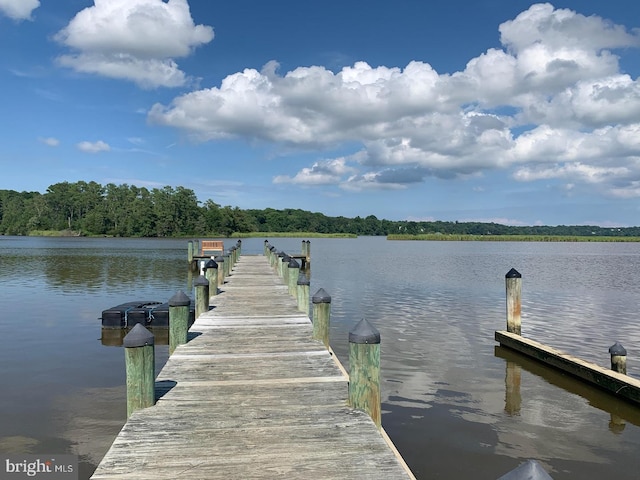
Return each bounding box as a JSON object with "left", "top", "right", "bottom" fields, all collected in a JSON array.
[
  {"left": 55, "top": 0, "right": 213, "bottom": 88},
  {"left": 39, "top": 137, "right": 60, "bottom": 147},
  {"left": 77, "top": 140, "right": 111, "bottom": 153},
  {"left": 149, "top": 3, "right": 640, "bottom": 198},
  {"left": 0, "top": 0, "right": 39, "bottom": 20}
]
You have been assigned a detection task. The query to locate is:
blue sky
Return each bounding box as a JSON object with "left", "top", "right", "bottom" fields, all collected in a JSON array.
[{"left": 2, "top": 1, "right": 640, "bottom": 226}]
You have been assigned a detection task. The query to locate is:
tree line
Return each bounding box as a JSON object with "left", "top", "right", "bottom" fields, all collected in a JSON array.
[{"left": 1, "top": 181, "right": 639, "bottom": 238}]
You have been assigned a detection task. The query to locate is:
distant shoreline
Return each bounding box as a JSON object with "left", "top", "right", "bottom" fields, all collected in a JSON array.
[{"left": 387, "top": 234, "right": 640, "bottom": 242}]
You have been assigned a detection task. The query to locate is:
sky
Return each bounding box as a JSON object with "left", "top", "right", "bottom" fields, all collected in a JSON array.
[{"left": 1, "top": 1, "right": 640, "bottom": 226}]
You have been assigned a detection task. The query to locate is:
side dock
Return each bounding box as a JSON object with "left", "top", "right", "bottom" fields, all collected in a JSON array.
[{"left": 91, "top": 254, "right": 413, "bottom": 479}]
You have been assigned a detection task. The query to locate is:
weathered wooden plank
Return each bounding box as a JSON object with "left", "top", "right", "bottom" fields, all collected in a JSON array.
[{"left": 92, "top": 254, "right": 413, "bottom": 480}]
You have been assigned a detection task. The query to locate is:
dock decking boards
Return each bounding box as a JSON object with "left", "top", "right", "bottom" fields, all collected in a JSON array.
[{"left": 91, "top": 254, "right": 413, "bottom": 479}]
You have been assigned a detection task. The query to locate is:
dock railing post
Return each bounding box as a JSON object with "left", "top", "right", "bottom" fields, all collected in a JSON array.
[
  {"left": 348, "top": 319, "right": 381, "bottom": 428},
  {"left": 312, "top": 288, "right": 331, "bottom": 348},
  {"left": 123, "top": 324, "right": 155, "bottom": 417},
  {"left": 236, "top": 239, "right": 242, "bottom": 256},
  {"left": 296, "top": 272, "right": 310, "bottom": 315},
  {"left": 305, "top": 240, "right": 311, "bottom": 264},
  {"left": 505, "top": 268, "right": 522, "bottom": 335},
  {"left": 169, "top": 291, "right": 190, "bottom": 354},
  {"left": 205, "top": 259, "right": 219, "bottom": 296},
  {"left": 194, "top": 275, "right": 209, "bottom": 319},
  {"left": 609, "top": 342, "right": 627, "bottom": 374},
  {"left": 288, "top": 258, "right": 299, "bottom": 296}
]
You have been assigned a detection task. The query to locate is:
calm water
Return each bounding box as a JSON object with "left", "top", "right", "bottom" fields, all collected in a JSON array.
[{"left": 1, "top": 236, "right": 640, "bottom": 479}]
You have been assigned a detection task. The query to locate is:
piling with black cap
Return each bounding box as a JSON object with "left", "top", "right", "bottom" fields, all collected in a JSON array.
[
  {"left": 194, "top": 275, "right": 209, "bottom": 319},
  {"left": 505, "top": 268, "right": 522, "bottom": 335},
  {"left": 223, "top": 251, "right": 231, "bottom": 278},
  {"left": 215, "top": 255, "right": 225, "bottom": 287},
  {"left": 277, "top": 252, "right": 286, "bottom": 277},
  {"left": 169, "top": 290, "right": 190, "bottom": 354},
  {"left": 123, "top": 324, "right": 155, "bottom": 416},
  {"left": 609, "top": 342, "right": 627, "bottom": 374},
  {"left": 297, "top": 272, "right": 310, "bottom": 315},
  {"left": 204, "top": 258, "right": 219, "bottom": 296},
  {"left": 236, "top": 239, "right": 242, "bottom": 256},
  {"left": 348, "top": 318, "right": 381, "bottom": 428},
  {"left": 312, "top": 288, "right": 331, "bottom": 348},
  {"left": 288, "top": 258, "right": 300, "bottom": 296}
]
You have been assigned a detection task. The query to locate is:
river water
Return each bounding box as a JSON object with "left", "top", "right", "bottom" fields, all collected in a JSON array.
[{"left": 1, "top": 236, "right": 640, "bottom": 479}]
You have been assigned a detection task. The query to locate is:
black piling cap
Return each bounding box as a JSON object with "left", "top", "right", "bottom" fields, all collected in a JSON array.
[
  {"left": 215, "top": 255, "right": 224, "bottom": 263},
  {"left": 123, "top": 323, "right": 155, "bottom": 348},
  {"left": 505, "top": 268, "right": 521, "bottom": 279},
  {"left": 609, "top": 342, "right": 627, "bottom": 356},
  {"left": 288, "top": 258, "right": 299, "bottom": 268},
  {"left": 297, "top": 272, "right": 310, "bottom": 286},
  {"left": 264, "top": 239, "right": 269, "bottom": 244},
  {"left": 237, "top": 239, "right": 242, "bottom": 245},
  {"left": 312, "top": 288, "right": 331, "bottom": 304},
  {"left": 169, "top": 290, "right": 191, "bottom": 307},
  {"left": 194, "top": 275, "right": 209, "bottom": 287},
  {"left": 349, "top": 319, "right": 381, "bottom": 344},
  {"left": 269, "top": 246, "right": 276, "bottom": 252},
  {"left": 205, "top": 259, "right": 218, "bottom": 269}
]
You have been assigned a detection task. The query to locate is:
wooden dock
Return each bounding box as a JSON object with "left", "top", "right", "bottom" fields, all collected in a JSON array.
[{"left": 91, "top": 254, "right": 413, "bottom": 479}]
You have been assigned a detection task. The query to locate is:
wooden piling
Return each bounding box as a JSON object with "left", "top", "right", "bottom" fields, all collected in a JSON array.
[
  {"left": 312, "top": 288, "right": 331, "bottom": 348},
  {"left": 194, "top": 275, "right": 209, "bottom": 319},
  {"left": 204, "top": 259, "right": 219, "bottom": 296},
  {"left": 169, "top": 291, "right": 190, "bottom": 354},
  {"left": 215, "top": 255, "right": 224, "bottom": 287},
  {"left": 609, "top": 342, "right": 627, "bottom": 374},
  {"left": 123, "top": 324, "right": 155, "bottom": 417},
  {"left": 505, "top": 268, "right": 522, "bottom": 335},
  {"left": 296, "top": 272, "right": 310, "bottom": 315},
  {"left": 288, "top": 258, "right": 299, "bottom": 296},
  {"left": 187, "top": 241, "right": 194, "bottom": 264},
  {"left": 349, "top": 319, "right": 381, "bottom": 428}
]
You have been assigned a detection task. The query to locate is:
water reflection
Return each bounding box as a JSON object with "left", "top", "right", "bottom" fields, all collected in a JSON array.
[{"left": 495, "top": 346, "right": 640, "bottom": 432}]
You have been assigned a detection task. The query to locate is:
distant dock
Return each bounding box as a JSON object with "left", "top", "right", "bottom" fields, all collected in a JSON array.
[{"left": 91, "top": 253, "right": 413, "bottom": 479}]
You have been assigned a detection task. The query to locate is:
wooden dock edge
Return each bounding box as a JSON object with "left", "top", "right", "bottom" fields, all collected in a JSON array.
[
  {"left": 495, "top": 330, "right": 640, "bottom": 404},
  {"left": 327, "top": 345, "right": 417, "bottom": 480}
]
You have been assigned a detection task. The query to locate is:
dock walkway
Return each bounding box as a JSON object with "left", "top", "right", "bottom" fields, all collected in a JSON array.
[{"left": 92, "top": 254, "right": 412, "bottom": 479}]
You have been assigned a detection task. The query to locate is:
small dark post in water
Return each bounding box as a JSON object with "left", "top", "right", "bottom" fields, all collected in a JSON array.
[
  {"left": 348, "top": 319, "right": 381, "bottom": 428},
  {"left": 204, "top": 259, "right": 218, "bottom": 296},
  {"left": 215, "top": 255, "right": 225, "bottom": 287},
  {"left": 505, "top": 268, "right": 522, "bottom": 335},
  {"left": 297, "top": 272, "right": 310, "bottom": 315},
  {"left": 194, "top": 275, "right": 209, "bottom": 319},
  {"left": 609, "top": 342, "right": 627, "bottom": 374},
  {"left": 312, "top": 288, "right": 331, "bottom": 348},
  {"left": 123, "top": 324, "right": 155, "bottom": 417},
  {"left": 288, "top": 258, "right": 300, "bottom": 296},
  {"left": 169, "top": 291, "right": 190, "bottom": 354}
]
